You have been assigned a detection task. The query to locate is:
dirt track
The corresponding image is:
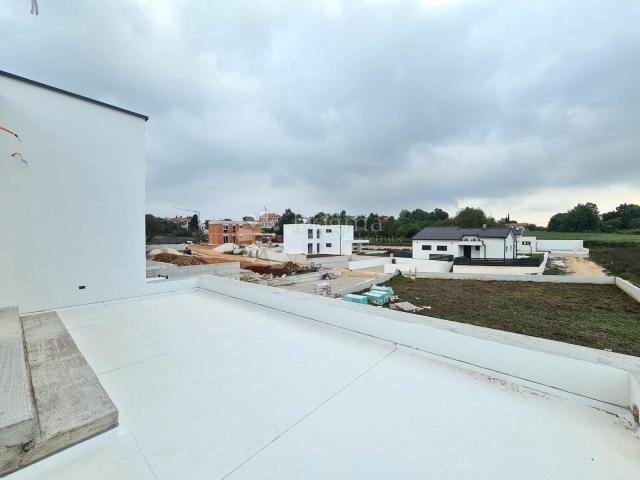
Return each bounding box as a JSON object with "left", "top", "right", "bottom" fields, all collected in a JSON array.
[{"left": 562, "top": 256, "right": 607, "bottom": 276}]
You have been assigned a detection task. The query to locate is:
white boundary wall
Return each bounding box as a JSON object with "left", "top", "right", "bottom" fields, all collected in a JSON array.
[
  {"left": 196, "top": 275, "right": 638, "bottom": 409},
  {"left": 414, "top": 272, "right": 616, "bottom": 284},
  {"left": 348, "top": 257, "right": 392, "bottom": 270},
  {"left": 617, "top": 277, "right": 640, "bottom": 303},
  {"left": 384, "top": 258, "right": 453, "bottom": 274}
]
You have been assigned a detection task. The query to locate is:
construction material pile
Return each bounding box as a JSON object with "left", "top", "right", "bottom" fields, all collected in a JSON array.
[
  {"left": 314, "top": 282, "right": 332, "bottom": 296},
  {"left": 240, "top": 270, "right": 273, "bottom": 283},
  {"left": 153, "top": 253, "right": 207, "bottom": 266},
  {"left": 245, "top": 261, "right": 311, "bottom": 277}
]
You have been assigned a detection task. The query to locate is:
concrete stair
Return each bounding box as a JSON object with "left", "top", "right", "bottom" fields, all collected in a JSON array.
[{"left": 0, "top": 308, "right": 118, "bottom": 477}]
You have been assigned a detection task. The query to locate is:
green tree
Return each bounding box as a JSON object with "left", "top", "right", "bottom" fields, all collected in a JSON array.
[
  {"left": 188, "top": 214, "right": 199, "bottom": 232},
  {"left": 275, "top": 208, "right": 299, "bottom": 235},
  {"left": 547, "top": 203, "right": 601, "bottom": 232},
  {"left": 145, "top": 214, "right": 180, "bottom": 242},
  {"left": 453, "top": 207, "right": 490, "bottom": 228},
  {"left": 602, "top": 204, "right": 640, "bottom": 229},
  {"left": 547, "top": 213, "right": 568, "bottom": 231}
]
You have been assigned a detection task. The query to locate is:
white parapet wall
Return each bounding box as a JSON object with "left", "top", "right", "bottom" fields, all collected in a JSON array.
[
  {"left": 616, "top": 277, "right": 640, "bottom": 303},
  {"left": 146, "top": 262, "right": 241, "bottom": 280},
  {"left": 196, "top": 274, "right": 638, "bottom": 409}
]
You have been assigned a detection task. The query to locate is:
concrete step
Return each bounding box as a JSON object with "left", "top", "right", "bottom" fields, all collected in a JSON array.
[
  {"left": 0, "top": 306, "right": 37, "bottom": 474},
  {"left": 0, "top": 310, "right": 118, "bottom": 476}
]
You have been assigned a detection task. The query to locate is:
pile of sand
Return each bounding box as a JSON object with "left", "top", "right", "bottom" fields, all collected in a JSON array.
[
  {"left": 213, "top": 243, "right": 237, "bottom": 253},
  {"left": 148, "top": 248, "right": 181, "bottom": 256}
]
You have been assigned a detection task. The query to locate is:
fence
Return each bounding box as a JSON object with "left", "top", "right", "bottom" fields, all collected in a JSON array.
[{"left": 453, "top": 257, "right": 543, "bottom": 267}]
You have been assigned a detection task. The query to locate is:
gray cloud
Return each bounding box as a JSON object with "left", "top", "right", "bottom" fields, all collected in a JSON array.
[{"left": 2, "top": 0, "right": 639, "bottom": 223}]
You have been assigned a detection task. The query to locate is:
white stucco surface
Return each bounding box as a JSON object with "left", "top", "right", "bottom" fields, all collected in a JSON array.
[
  {"left": 0, "top": 73, "right": 146, "bottom": 313},
  {"left": 284, "top": 224, "right": 354, "bottom": 255},
  {"left": 10, "top": 290, "right": 640, "bottom": 480}
]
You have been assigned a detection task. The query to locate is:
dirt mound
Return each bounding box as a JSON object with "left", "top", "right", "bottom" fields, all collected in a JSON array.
[
  {"left": 245, "top": 261, "right": 311, "bottom": 276},
  {"left": 213, "top": 243, "right": 237, "bottom": 253},
  {"left": 153, "top": 253, "right": 207, "bottom": 266}
]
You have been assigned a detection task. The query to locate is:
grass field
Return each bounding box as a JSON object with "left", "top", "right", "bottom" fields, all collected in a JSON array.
[
  {"left": 532, "top": 231, "right": 640, "bottom": 243},
  {"left": 588, "top": 242, "right": 640, "bottom": 286},
  {"left": 387, "top": 277, "right": 640, "bottom": 356}
]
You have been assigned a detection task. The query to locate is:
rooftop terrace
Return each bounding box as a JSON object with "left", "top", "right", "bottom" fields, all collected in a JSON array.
[{"left": 10, "top": 285, "right": 640, "bottom": 479}]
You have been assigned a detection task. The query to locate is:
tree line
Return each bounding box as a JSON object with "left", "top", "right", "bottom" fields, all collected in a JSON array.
[
  {"left": 273, "top": 207, "right": 524, "bottom": 239},
  {"left": 548, "top": 203, "right": 640, "bottom": 233},
  {"left": 145, "top": 213, "right": 204, "bottom": 242}
]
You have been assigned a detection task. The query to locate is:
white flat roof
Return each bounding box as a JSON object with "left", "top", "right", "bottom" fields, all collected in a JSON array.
[{"left": 10, "top": 290, "right": 640, "bottom": 479}]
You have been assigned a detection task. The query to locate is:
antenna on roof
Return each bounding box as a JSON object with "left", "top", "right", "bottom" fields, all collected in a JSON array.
[{"left": 31, "top": 0, "right": 39, "bottom": 15}]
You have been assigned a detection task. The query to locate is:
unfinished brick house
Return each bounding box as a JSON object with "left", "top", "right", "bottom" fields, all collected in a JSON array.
[{"left": 208, "top": 221, "right": 262, "bottom": 245}]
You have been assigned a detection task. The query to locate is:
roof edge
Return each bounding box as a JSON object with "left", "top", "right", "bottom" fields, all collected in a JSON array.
[{"left": 0, "top": 69, "right": 149, "bottom": 121}]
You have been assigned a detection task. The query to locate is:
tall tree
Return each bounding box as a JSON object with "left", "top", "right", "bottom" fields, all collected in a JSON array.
[
  {"left": 275, "top": 208, "right": 298, "bottom": 235},
  {"left": 548, "top": 203, "right": 601, "bottom": 232},
  {"left": 188, "top": 214, "right": 199, "bottom": 232},
  {"left": 453, "top": 207, "right": 491, "bottom": 228}
]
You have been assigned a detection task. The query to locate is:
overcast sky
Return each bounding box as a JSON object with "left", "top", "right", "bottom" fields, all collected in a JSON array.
[{"left": 2, "top": 0, "right": 639, "bottom": 224}]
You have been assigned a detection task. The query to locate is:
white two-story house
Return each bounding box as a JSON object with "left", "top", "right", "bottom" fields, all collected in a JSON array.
[
  {"left": 283, "top": 224, "right": 354, "bottom": 255},
  {"left": 412, "top": 227, "right": 517, "bottom": 261}
]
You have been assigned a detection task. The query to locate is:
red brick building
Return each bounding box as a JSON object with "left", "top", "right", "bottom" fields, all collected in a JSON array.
[{"left": 208, "top": 221, "right": 262, "bottom": 245}]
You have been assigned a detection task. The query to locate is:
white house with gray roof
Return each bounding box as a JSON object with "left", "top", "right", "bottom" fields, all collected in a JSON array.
[{"left": 412, "top": 227, "right": 517, "bottom": 261}]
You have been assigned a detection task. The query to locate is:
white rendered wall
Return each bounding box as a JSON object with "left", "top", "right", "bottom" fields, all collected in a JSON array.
[
  {"left": 284, "top": 224, "right": 354, "bottom": 255},
  {"left": 0, "top": 75, "right": 146, "bottom": 312},
  {"left": 412, "top": 240, "right": 459, "bottom": 260},
  {"left": 413, "top": 235, "right": 516, "bottom": 260},
  {"left": 536, "top": 239, "right": 584, "bottom": 251}
]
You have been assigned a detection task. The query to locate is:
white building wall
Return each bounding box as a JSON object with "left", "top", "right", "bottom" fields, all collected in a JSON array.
[
  {"left": 284, "top": 224, "right": 354, "bottom": 255},
  {"left": 0, "top": 74, "right": 146, "bottom": 312},
  {"left": 413, "top": 234, "right": 517, "bottom": 260}
]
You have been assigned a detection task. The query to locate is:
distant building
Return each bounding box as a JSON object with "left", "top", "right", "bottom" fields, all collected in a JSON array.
[
  {"left": 259, "top": 212, "right": 280, "bottom": 229},
  {"left": 412, "top": 227, "right": 517, "bottom": 261},
  {"left": 284, "top": 224, "right": 354, "bottom": 255},
  {"left": 208, "top": 221, "right": 262, "bottom": 245}
]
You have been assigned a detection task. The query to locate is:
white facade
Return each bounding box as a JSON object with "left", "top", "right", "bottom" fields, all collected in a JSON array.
[
  {"left": 413, "top": 232, "right": 517, "bottom": 260},
  {"left": 0, "top": 71, "right": 147, "bottom": 312},
  {"left": 284, "top": 224, "right": 354, "bottom": 255}
]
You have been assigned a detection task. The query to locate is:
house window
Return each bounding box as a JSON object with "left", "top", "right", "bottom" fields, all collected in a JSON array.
[
  {"left": 326, "top": 229, "right": 332, "bottom": 233},
  {"left": 522, "top": 241, "right": 531, "bottom": 246},
  {"left": 437, "top": 245, "right": 447, "bottom": 251},
  {"left": 223, "top": 225, "right": 229, "bottom": 232},
  {"left": 317, "top": 229, "right": 320, "bottom": 239},
  {"left": 307, "top": 229, "right": 313, "bottom": 239},
  {"left": 475, "top": 246, "right": 480, "bottom": 251},
  {"left": 422, "top": 245, "right": 432, "bottom": 251},
  {"left": 326, "top": 243, "right": 332, "bottom": 248}
]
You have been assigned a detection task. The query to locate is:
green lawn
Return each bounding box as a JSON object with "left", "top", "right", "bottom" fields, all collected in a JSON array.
[
  {"left": 387, "top": 277, "right": 640, "bottom": 356},
  {"left": 531, "top": 231, "right": 640, "bottom": 243}
]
